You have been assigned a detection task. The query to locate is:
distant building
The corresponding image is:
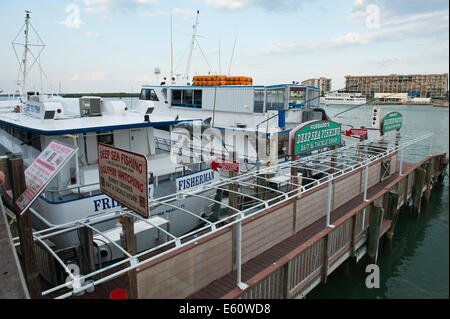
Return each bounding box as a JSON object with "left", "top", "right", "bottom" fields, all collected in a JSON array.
[
  {"left": 345, "top": 73, "right": 448, "bottom": 99},
  {"left": 301, "top": 77, "right": 332, "bottom": 94}
]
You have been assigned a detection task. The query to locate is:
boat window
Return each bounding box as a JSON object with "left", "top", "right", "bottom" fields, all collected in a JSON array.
[
  {"left": 171, "top": 89, "right": 202, "bottom": 108},
  {"left": 254, "top": 89, "right": 264, "bottom": 113},
  {"left": 266, "top": 88, "right": 285, "bottom": 110},
  {"left": 193, "top": 90, "right": 202, "bottom": 107},
  {"left": 139, "top": 88, "right": 159, "bottom": 101},
  {"left": 172, "top": 90, "right": 182, "bottom": 105},
  {"left": 288, "top": 87, "right": 305, "bottom": 108},
  {"left": 97, "top": 132, "right": 114, "bottom": 146}
]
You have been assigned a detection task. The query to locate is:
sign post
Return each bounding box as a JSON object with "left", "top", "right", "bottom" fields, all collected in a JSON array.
[
  {"left": 380, "top": 111, "right": 403, "bottom": 136},
  {"left": 289, "top": 120, "right": 342, "bottom": 156},
  {"left": 98, "top": 143, "right": 149, "bottom": 218},
  {"left": 14, "top": 140, "right": 78, "bottom": 214}
]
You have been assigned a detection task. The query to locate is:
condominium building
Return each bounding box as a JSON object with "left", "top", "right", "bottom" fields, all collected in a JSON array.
[
  {"left": 301, "top": 77, "right": 332, "bottom": 93},
  {"left": 345, "top": 73, "right": 448, "bottom": 99}
]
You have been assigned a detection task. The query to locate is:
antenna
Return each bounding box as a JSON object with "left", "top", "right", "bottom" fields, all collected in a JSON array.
[
  {"left": 228, "top": 36, "right": 237, "bottom": 76},
  {"left": 219, "top": 40, "right": 221, "bottom": 75},
  {"left": 185, "top": 10, "right": 200, "bottom": 80},
  {"left": 170, "top": 14, "right": 174, "bottom": 84},
  {"left": 12, "top": 10, "right": 47, "bottom": 96}
]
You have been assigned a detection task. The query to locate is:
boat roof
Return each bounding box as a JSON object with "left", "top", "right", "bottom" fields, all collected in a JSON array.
[
  {"left": 0, "top": 112, "right": 201, "bottom": 136},
  {"left": 142, "top": 84, "right": 320, "bottom": 90}
]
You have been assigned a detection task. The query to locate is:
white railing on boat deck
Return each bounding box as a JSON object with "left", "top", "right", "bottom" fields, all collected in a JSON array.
[
  {"left": 43, "top": 159, "right": 214, "bottom": 202},
  {"left": 10, "top": 131, "right": 435, "bottom": 299}
]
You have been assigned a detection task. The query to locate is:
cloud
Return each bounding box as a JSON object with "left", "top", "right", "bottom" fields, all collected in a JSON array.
[
  {"left": 205, "top": 0, "right": 307, "bottom": 12},
  {"left": 71, "top": 72, "right": 106, "bottom": 81},
  {"left": 84, "top": 31, "right": 101, "bottom": 38},
  {"left": 381, "top": 9, "right": 448, "bottom": 27},
  {"left": 347, "top": 0, "right": 449, "bottom": 22},
  {"left": 369, "top": 56, "right": 411, "bottom": 67},
  {"left": 247, "top": 16, "right": 449, "bottom": 56},
  {"left": 141, "top": 8, "right": 197, "bottom": 18},
  {"left": 83, "top": 0, "right": 157, "bottom": 13}
]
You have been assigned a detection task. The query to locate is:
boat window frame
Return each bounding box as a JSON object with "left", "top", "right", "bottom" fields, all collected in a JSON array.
[{"left": 139, "top": 88, "right": 160, "bottom": 101}]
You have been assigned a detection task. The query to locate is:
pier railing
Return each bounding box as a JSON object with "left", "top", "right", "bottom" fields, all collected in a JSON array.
[
  {"left": 8, "top": 131, "right": 442, "bottom": 299},
  {"left": 223, "top": 152, "right": 446, "bottom": 299}
]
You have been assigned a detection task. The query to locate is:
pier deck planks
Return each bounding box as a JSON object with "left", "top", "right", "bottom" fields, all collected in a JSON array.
[
  {"left": 0, "top": 203, "right": 29, "bottom": 299},
  {"left": 188, "top": 162, "right": 415, "bottom": 299}
]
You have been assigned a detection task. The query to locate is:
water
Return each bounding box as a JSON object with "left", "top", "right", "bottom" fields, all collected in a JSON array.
[
  {"left": 307, "top": 104, "right": 449, "bottom": 299},
  {"left": 0, "top": 96, "right": 448, "bottom": 298}
]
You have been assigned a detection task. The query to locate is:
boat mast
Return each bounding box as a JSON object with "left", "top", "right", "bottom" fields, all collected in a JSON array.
[
  {"left": 228, "top": 36, "right": 237, "bottom": 76},
  {"left": 185, "top": 10, "right": 200, "bottom": 81},
  {"left": 22, "top": 11, "right": 31, "bottom": 95},
  {"left": 12, "top": 10, "right": 47, "bottom": 97},
  {"left": 170, "top": 14, "right": 174, "bottom": 84}
]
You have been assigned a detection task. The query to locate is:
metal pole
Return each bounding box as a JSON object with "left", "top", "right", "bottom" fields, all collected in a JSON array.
[
  {"left": 236, "top": 219, "right": 242, "bottom": 284},
  {"left": 363, "top": 164, "right": 369, "bottom": 202},
  {"left": 22, "top": 11, "right": 30, "bottom": 94},
  {"left": 362, "top": 163, "right": 369, "bottom": 232},
  {"left": 399, "top": 150, "right": 403, "bottom": 177},
  {"left": 326, "top": 176, "right": 334, "bottom": 228}
]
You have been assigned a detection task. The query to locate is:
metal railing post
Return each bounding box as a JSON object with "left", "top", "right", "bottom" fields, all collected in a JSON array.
[
  {"left": 361, "top": 163, "right": 369, "bottom": 232},
  {"left": 236, "top": 219, "right": 242, "bottom": 283},
  {"left": 364, "top": 164, "right": 369, "bottom": 202},
  {"left": 236, "top": 217, "right": 248, "bottom": 290},
  {"left": 326, "top": 176, "right": 334, "bottom": 228},
  {"left": 399, "top": 150, "right": 403, "bottom": 177}
]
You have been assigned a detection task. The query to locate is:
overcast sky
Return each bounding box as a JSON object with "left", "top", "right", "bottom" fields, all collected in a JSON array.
[{"left": 0, "top": 0, "right": 448, "bottom": 93}]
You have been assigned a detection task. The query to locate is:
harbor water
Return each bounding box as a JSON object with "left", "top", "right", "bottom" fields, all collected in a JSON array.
[
  {"left": 308, "top": 103, "right": 449, "bottom": 299},
  {"left": 0, "top": 96, "right": 448, "bottom": 298}
]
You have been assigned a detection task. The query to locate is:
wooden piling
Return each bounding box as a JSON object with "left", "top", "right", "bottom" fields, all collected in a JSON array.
[
  {"left": 120, "top": 215, "right": 138, "bottom": 299},
  {"left": 386, "top": 191, "right": 399, "bottom": 240},
  {"left": 367, "top": 199, "right": 383, "bottom": 264},
  {"left": 437, "top": 156, "right": 449, "bottom": 184},
  {"left": 425, "top": 160, "right": 433, "bottom": 201},
  {"left": 7, "top": 154, "right": 41, "bottom": 299},
  {"left": 412, "top": 167, "right": 426, "bottom": 216},
  {"left": 78, "top": 227, "right": 95, "bottom": 274}
]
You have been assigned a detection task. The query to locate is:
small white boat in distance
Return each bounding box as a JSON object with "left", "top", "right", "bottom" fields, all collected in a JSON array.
[{"left": 320, "top": 92, "right": 366, "bottom": 106}]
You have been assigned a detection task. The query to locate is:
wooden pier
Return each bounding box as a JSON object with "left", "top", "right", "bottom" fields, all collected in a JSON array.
[
  {"left": 1, "top": 133, "right": 448, "bottom": 299},
  {"left": 133, "top": 154, "right": 447, "bottom": 299},
  {"left": 0, "top": 201, "right": 29, "bottom": 299}
]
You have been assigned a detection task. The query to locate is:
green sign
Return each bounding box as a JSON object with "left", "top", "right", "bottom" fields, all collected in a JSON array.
[
  {"left": 292, "top": 120, "right": 341, "bottom": 156},
  {"left": 382, "top": 112, "right": 402, "bottom": 133}
]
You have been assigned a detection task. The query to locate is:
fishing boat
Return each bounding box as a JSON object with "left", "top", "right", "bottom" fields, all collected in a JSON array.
[{"left": 0, "top": 11, "right": 345, "bottom": 270}]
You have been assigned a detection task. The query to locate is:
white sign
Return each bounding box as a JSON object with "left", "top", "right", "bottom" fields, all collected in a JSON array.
[
  {"left": 14, "top": 140, "right": 78, "bottom": 214},
  {"left": 176, "top": 169, "right": 218, "bottom": 192},
  {"left": 98, "top": 143, "right": 149, "bottom": 218}
]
